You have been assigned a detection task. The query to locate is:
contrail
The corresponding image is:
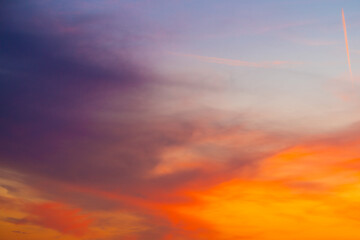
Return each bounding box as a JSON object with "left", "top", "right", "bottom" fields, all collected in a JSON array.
[{"left": 342, "top": 8, "right": 353, "bottom": 81}]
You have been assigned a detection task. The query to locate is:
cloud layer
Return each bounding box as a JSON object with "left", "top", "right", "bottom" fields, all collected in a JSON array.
[{"left": 2, "top": 1, "right": 360, "bottom": 240}]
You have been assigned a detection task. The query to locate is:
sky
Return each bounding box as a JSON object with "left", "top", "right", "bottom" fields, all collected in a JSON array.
[{"left": 2, "top": 0, "right": 360, "bottom": 239}]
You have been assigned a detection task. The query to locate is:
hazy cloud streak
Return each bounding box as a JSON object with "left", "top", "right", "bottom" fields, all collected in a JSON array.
[
  {"left": 342, "top": 8, "right": 353, "bottom": 81},
  {"left": 168, "top": 52, "right": 301, "bottom": 68}
]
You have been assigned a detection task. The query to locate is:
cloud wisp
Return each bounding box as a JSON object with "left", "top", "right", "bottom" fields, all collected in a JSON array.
[
  {"left": 168, "top": 52, "right": 301, "bottom": 68},
  {"left": 342, "top": 8, "right": 353, "bottom": 81}
]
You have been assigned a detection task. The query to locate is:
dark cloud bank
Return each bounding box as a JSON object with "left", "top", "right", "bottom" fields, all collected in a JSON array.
[
  {"left": 0, "top": 1, "right": 288, "bottom": 206},
  {"left": 0, "top": 1, "right": 223, "bottom": 199},
  {"left": 1, "top": 1, "right": 154, "bottom": 189}
]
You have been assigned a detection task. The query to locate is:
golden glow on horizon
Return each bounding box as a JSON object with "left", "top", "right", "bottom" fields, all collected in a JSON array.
[
  {"left": 160, "top": 139, "right": 360, "bottom": 240},
  {"left": 3, "top": 133, "right": 360, "bottom": 239}
]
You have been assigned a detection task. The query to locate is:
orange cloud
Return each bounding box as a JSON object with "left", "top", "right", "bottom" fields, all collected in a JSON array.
[
  {"left": 146, "top": 127, "right": 360, "bottom": 239},
  {"left": 4, "top": 123, "right": 360, "bottom": 240},
  {"left": 14, "top": 202, "right": 94, "bottom": 237}
]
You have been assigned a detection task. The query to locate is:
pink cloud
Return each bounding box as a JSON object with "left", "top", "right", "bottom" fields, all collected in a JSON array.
[{"left": 169, "top": 52, "right": 301, "bottom": 68}]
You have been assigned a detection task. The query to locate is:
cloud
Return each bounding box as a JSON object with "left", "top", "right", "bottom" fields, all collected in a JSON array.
[
  {"left": 168, "top": 52, "right": 301, "bottom": 68},
  {"left": 282, "top": 34, "right": 338, "bottom": 46},
  {"left": 5, "top": 202, "right": 93, "bottom": 237},
  {"left": 0, "top": 5, "right": 289, "bottom": 236},
  {"left": 143, "top": 122, "right": 360, "bottom": 240},
  {"left": 12, "top": 230, "right": 27, "bottom": 234},
  {"left": 0, "top": 0, "right": 156, "bottom": 191},
  {"left": 4, "top": 1, "right": 360, "bottom": 240},
  {"left": 342, "top": 8, "right": 353, "bottom": 81}
]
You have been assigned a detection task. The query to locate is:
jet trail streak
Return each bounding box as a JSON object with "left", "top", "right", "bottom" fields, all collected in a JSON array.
[{"left": 342, "top": 8, "right": 353, "bottom": 81}]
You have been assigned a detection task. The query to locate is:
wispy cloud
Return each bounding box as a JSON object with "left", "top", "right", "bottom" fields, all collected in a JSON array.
[
  {"left": 281, "top": 34, "right": 338, "bottom": 46},
  {"left": 168, "top": 52, "right": 301, "bottom": 68},
  {"left": 342, "top": 8, "right": 353, "bottom": 81}
]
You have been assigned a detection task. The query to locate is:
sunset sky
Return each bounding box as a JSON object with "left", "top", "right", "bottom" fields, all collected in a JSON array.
[{"left": 2, "top": 1, "right": 360, "bottom": 239}]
